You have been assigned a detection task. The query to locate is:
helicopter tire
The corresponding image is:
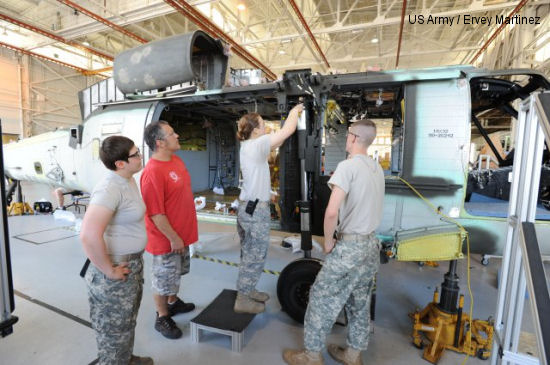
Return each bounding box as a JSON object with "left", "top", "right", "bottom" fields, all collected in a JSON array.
[{"left": 277, "top": 258, "right": 323, "bottom": 324}]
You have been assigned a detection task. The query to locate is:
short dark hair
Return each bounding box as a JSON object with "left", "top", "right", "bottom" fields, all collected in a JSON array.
[
  {"left": 144, "top": 120, "right": 169, "bottom": 151},
  {"left": 99, "top": 135, "right": 135, "bottom": 171}
]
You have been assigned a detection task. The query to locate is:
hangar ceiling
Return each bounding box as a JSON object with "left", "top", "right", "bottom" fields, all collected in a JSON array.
[{"left": 0, "top": 0, "right": 548, "bottom": 79}]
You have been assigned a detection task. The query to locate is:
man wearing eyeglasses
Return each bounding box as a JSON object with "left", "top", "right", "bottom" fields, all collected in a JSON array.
[
  {"left": 141, "top": 120, "right": 198, "bottom": 340},
  {"left": 283, "top": 120, "right": 385, "bottom": 365}
]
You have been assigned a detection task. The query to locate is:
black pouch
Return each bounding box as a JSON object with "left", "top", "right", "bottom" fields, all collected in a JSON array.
[
  {"left": 33, "top": 201, "right": 53, "bottom": 213},
  {"left": 79, "top": 258, "right": 90, "bottom": 278},
  {"left": 245, "top": 199, "right": 259, "bottom": 215}
]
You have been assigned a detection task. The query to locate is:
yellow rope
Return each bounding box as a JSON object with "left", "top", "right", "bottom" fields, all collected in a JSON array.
[
  {"left": 397, "top": 177, "right": 473, "bottom": 365},
  {"left": 192, "top": 254, "right": 281, "bottom": 276}
]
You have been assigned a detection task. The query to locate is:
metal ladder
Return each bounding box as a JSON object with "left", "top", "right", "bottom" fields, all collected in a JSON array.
[{"left": 491, "top": 91, "right": 550, "bottom": 365}]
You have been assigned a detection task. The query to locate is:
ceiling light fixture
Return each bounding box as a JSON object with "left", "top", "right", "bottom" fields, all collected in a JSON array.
[
  {"left": 82, "top": 41, "right": 90, "bottom": 46},
  {"left": 237, "top": 3, "right": 246, "bottom": 11},
  {"left": 371, "top": 38, "right": 379, "bottom": 44},
  {"left": 278, "top": 50, "right": 286, "bottom": 54}
]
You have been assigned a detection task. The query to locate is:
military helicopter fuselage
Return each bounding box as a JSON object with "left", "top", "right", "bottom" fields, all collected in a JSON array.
[{"left": 3, "top": 32, "right": 550, "bottom": 323}]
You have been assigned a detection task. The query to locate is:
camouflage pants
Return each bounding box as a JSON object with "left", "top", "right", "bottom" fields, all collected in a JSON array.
[
  {"left": 85, "top": 257, "right": 144, "bottom": 365},
  {"left": 236, "top": 203, "right": 270, "bottom": 294},
  {"left": 304, "top": 234, "right": 380, "bottom": 352},
  {"left": 151, "top": 248, "right": 190, "bottom": 296}
]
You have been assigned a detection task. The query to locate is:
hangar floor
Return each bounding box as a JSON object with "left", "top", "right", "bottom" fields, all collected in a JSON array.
[{"left": 0, "top": 182, "right": 544, "bottom": 365}]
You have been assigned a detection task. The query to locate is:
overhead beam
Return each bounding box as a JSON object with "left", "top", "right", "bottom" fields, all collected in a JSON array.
[
  {"left": 340, "top": 0, "right": 360, "bottom": 25},
  {"left": 82, "top": 66, "right": 113, "bottom": 76},
  {"left": 0, "top": 12, "right": 113, "bottom": 61},
  {"left": 275, "top": 0, "right": 323, "bottom": 69},
  {"left": 217, "top": 1, "right": 260, "bottom": 41},
  {"left": 0, "top": 40, "right": 88, "bottom": 74},
  {"left": 469, "top": 0, "right": 529, "bottom": 64},
  {"left": 242, "top": 0, "right": 536, "bottom": 46},
  {"left": 286, "top": 0, "right": 330, "bottom": 68},
  {"left": 56, "top": 0, "right": 148, "bottom": 44},
  {"left": 403, "top": 29, "right": 450, "bottom": 49},
  {"left": 395, "top": 0, "right": 407, "bottom": 68},
  {"left": 270, "top": 46, "right": 479, "bottom": 69},
  {"left": 56, "top": 2, "right": 176, "bottom": 39},
  {"left": 163, "top": 0, "right": 277, "bottom": 80}
]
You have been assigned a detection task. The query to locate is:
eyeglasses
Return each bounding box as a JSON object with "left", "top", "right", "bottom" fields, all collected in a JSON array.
[{"left": 128, "top": 148, "right": 141, "bottom": 159}]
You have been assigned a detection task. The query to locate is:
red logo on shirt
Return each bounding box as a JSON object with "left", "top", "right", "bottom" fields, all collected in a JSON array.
[{"left": 169, "top": 171, "right": 179, "bottom": 182}]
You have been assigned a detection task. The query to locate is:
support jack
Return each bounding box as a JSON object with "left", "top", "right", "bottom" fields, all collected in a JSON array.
[
  {"left": 410, "top": 260, "right": 494, "bottom": 363},
  {"left": 7, "top": 181, "right": 33, "bottom": 216}
]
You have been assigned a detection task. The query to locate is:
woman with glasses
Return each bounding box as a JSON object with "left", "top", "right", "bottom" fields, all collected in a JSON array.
[
  {"left": 80, "top": 135, "right": 153, "bottom": 365},
  {"left": 233, "top": 103, "right": 303, "bottom": 314}
]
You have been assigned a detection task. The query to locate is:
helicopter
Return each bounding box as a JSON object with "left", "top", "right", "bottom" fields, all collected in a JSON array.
[{"left": 3, "top": 30, "right": 550, "bottom": 327}]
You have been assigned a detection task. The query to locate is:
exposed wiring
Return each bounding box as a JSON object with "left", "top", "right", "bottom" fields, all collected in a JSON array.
[{"left": 397, "top": 176, "right": 474, "bottom": 365}]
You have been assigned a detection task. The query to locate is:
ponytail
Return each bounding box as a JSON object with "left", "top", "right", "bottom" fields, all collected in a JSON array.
[{"left": 236, "top": 113, "right": 261, "bottom": 141}]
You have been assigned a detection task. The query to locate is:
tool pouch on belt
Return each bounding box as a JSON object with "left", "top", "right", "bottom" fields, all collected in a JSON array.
[
  {"left": 79, "top": 258, "right": 90, "bottom": 277},
  {"left": 245, "top": 199, "right": 259, "bottom": 215}
]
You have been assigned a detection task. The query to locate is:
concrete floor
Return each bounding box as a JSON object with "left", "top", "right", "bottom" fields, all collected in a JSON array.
[{"left": 0, "top": 182, "right": 542, "bottom": 364}]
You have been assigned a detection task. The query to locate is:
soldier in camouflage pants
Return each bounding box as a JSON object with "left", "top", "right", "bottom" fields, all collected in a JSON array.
[
  {"left": 283, "top": 119, "right": 385, "bottom": 365},
  {"left": 304, "top": 234, "right": 379, "bottom": 352},
  {"left": 81, "top": 136, "right": 153, "bottom": 365},
  {"left": 86, "top": 258, "right": 144, "bottom": 364},
  {"left": 236, "top": 203, "right": 270, "bottom": 294},
  {"left": 234, "top": 105, "right": 303, "bottom": 314}
]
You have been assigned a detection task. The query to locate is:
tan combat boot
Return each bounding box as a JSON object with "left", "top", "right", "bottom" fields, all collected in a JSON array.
[
  {"left": 129, "top": 355, "right": 154, "bottom": 365},
  {"left": 249, "top": 290, "right": 270, "bottom": 302},
  {"left": 282, "top": 349, "right": 324, "bottom": 365},
  {"left": 327, "top": 344, "right": 363, "bottom": 365},
  {"left": 234, "top": 292, "right": 265, "bottom": 314}
]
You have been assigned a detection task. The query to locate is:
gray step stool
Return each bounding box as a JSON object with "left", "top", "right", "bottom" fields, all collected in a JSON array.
[{"left": 190, "top": 289, "right": 256, "bottom": 352}]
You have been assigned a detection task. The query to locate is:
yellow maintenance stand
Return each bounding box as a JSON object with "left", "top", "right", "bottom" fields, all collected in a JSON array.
[
  {"left": 395, "top": 227, "right": 494, "bottom": 363},
  {"left": 7, "top": 180, "right": 33, "bottom": 216}
]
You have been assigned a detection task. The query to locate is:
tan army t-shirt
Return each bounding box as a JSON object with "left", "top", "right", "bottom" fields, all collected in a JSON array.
[{"left": 328, "top": 154, "right": 385, "bottom": 235}]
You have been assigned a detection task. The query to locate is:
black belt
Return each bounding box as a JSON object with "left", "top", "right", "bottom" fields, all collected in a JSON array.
[{"left": 79, "top": 251, "right": 144, "bottom": 277}]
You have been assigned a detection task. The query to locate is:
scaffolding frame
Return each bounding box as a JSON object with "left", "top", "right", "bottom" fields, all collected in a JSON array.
[{"left": 491, "top": 92, "right": 550, "bottom": 365}]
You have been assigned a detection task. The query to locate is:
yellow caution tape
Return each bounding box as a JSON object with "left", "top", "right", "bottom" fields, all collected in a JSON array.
[{"left": 192, "top": 254, "right": 281, "bottom": 276}]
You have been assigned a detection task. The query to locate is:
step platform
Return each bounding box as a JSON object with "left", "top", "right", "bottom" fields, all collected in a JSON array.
[{"left": 190, "top": 289, "right": 256, "bottom": 352}]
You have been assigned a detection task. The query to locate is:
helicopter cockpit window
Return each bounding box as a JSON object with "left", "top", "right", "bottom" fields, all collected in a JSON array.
[{"left": 465, "top": 75, "right": 550, "bottom": 219}]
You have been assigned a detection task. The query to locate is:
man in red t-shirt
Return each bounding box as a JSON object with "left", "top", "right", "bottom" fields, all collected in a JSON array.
[{"left": 141, "top": 120, "right": 198, "bottom": 339}]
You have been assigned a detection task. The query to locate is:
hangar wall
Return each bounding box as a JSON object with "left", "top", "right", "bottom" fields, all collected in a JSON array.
[
  {"left": 0, "top": 48, "right": 101, "bottom": 138},
  {"left": 0, "top": 48, "right": 22, "bottom": 136}
]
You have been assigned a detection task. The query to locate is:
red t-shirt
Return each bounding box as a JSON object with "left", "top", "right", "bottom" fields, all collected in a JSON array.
[{"left": 140, "top": 154, "right": 198, "bottom": 255}]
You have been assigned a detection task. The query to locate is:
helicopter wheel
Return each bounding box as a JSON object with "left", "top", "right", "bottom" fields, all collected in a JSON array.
[{"left": 277, "top": 258, "right": 322, "bottom": 324}]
